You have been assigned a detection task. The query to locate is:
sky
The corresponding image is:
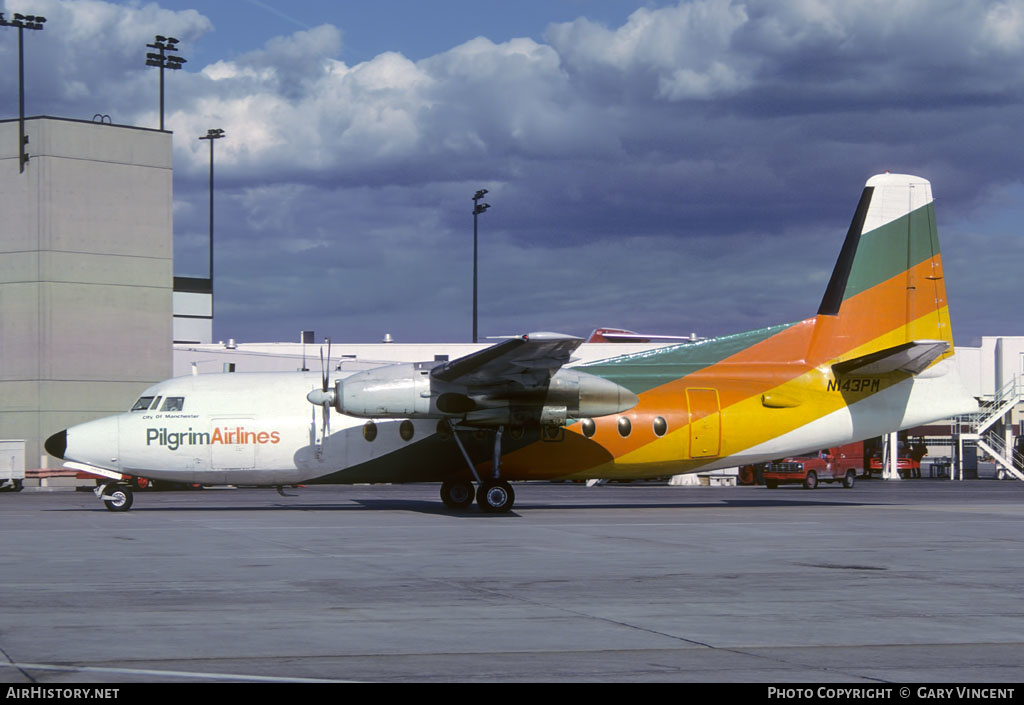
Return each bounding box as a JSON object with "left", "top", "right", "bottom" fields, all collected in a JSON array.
[{"left": 1, "top": 0, "right": 1022, "bottom": 346}]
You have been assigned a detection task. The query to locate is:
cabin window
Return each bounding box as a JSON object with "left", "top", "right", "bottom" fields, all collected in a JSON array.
[
  {"left": 400, "top": 420, "right": 415, "bottom": 441},
  {"left": 581, "top": 418, "right": 596, "bottom": 438},
  {"left": 161, "top": 397, "right": 185, "bottom": 412},
  {"left": 363, "top": 421, "right": 377, "bottom": 442},
  {"left": 617, "top": 417, "right": 632, "bottom": 438},
  {"left": 131, "top": 396, "right": 155, "bottom": 411},
  {"left": 653, "top": 416, "right": 667, "bottom": 437}
]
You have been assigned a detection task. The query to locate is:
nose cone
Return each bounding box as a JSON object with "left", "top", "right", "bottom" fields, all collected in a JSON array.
[
  {"left": 45, "top": 429, "right": 67, "bottom": 459},
  {"left": 50, "top": 415, "right": 120, "bottom": 469}
]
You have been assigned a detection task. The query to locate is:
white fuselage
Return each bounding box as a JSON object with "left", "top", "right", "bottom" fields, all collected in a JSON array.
[{"left": 65, "top": 370, "right": 438, "bottom": 485}]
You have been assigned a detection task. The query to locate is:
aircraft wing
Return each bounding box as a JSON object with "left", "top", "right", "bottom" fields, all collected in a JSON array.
[
  {"left": 431, "top": 332, "right": 583, "bottom": 388},
  {"left": 831, "top": 340, "right": 950, "bottom": 376}
]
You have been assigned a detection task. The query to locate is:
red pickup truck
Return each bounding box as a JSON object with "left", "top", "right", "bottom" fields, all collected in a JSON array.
[
  {"left": 866, "top": 438, "right": 927, "bottom": 478},
  {"left": 763, "top": 443, "right": 864, "bottom": 489}
]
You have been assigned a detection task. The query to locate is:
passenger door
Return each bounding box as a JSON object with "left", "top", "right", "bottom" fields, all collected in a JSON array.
[{"left": 686, "top": 388, "right": 721, "bottom": 458}]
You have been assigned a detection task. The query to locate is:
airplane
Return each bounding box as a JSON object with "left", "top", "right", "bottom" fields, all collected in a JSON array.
[{"left": 45, "top": 173, "right": 978, "bottom": 513}]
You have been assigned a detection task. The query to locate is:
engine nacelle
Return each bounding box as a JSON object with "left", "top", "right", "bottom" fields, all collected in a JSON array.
[
  {"left": 545, "top": 368, "right": 639, "bottom": 419},
  {"left": 335, "top": 362, "right": 433, "bottom": 418},
  {"left": 333, "top": 363, "right": 639, "bottom": 423}
]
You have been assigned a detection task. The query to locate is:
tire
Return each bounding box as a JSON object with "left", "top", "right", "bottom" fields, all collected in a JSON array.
[
  {"left": 476, "top": 480, "right": 515, "bottom": 513},
  {"left": 765, "top": 480, "right": 778, "bottom": 489},
  {"left": 843, "top": 471, "right": 856, "bottom": 489},
  {"left": 103, "top": 484, "right": 133, "bottom": 512},
  {"left": 440, "top": 480, "right": 474, "bottom": 509},
  {"left": 803, "top": 471, "right": 818, "bottom": 490}
]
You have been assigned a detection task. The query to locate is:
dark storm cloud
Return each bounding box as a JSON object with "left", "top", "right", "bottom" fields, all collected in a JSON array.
[{"left": 5, "top": 0, "right": 1023, "bottom": 343}]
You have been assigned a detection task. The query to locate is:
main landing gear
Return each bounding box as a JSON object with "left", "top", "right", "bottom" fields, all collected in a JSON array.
[
  {"left": 440, "top": 479, "right": 474, "bottom": 508},
  {"left": 444, "top": 420, "right": 517, "bottom": 513},
  {"left": 476, "top": 480, "right": 515, "bottom": 513},
  {"left": 439, "top": 478, "right": 515, "bottom": 513}
]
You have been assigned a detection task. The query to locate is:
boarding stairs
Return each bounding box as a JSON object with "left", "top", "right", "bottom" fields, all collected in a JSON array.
[{"left": 956, "top": 375, "right": 1024, "bottom": 481}]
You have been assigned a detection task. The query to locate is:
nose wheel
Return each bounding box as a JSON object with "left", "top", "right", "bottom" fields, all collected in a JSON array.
[{"left": 99, "top": 483, "right": 134, "bottom": 512}]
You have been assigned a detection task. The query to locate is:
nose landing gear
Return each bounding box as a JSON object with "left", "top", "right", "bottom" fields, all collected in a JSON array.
[{"left": 96, "top": 483, "right": 134, "bottom": 512}]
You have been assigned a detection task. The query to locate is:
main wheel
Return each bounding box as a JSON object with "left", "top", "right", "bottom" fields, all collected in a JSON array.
[
  {"left": 802, "top": 471, "right": 818, "bottom": 490},
  {"left": 843, "top": 471, "right": 856, "bottom": 489},
  {"left": 476, "top": 480, "right": 515, "bottom": 513},
  {"left": 103, "top": 484, "right": 133, "bottom": 512},
  {"left": 440, "top": 480, "right": 474, "bottom": 509}
]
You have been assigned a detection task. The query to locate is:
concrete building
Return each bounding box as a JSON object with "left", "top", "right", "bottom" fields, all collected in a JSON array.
[
  {"left": 0, "top": 116, "right": 173, "bottom": 468},
  {"left": 955, "top": 337, "right": 1024, "bottom": 401},
  {"left": 173, "top": 276, "right": 213, "bottom": 344}
]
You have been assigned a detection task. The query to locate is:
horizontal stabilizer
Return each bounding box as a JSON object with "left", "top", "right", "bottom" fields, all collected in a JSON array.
[{"left": 831, "top": 340, "right": 949, "bottom": 376}]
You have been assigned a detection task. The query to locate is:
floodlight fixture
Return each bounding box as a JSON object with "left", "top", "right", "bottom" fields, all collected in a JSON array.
[
  {"left": 0, "top": 9, "right": 46, "bottom": 173},
  {"left": 471, "top": 188, "right": 492, "bottom": 343},
  {"left": 199, "top": 128, "right": 227, "bottom": 314},
  {"left": 145, "top": 34, "right": 187, "bottom": 130}
]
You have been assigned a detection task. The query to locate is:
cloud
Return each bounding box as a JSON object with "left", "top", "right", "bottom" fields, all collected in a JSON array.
[
  {"left": 547, "top": 0, "right": 754, "bottom": 100},
  {"left": 5, "top": 0, "right": 1024, "bottom": 345},
  {"left": 0, "top": 0, "right": 211, "bottom": 122}
]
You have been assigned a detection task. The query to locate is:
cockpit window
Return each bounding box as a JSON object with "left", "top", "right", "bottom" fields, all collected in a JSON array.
[
  {"left": 149, "top": 396, "right": 162, "bottom": 410},
  {"left": 161, "top": 397, "right": 185, "bottom": 412},
  {"left": 131, "top": 396, "right": 155, "bottom": 411}
]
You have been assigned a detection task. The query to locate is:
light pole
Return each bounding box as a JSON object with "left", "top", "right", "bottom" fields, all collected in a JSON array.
[
  {"left": 472, "top": 189, "right": 490, "bottom": 343},
  {"left": 198, "top": 128, "right": 225, "bottom": 317},
  {"left": 0, "top": 12, "right": 46, "bottom": 174},
  {"left": 145, "top": 35, "right": 186, "bottom": 131}
]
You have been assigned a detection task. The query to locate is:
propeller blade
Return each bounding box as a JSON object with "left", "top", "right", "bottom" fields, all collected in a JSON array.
[
  {"left": 320, "top": 345, "right": 328, "bottom": 392},
  {"left": 320, "top": 338, "right": 332, "bottom": 440}
]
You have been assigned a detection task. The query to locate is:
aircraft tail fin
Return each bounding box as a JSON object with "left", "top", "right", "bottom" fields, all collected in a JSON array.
[{"left": 811, "top": 173, "right": 953, "bottom": 367}]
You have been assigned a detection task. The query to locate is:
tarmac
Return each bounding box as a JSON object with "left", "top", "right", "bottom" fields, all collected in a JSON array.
[{"left": 2, "top": 477, "right": 1024, "bottom": 683}]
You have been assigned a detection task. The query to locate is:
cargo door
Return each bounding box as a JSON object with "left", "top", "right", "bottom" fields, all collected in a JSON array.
[{"left": 686, "top": 388, "right": 721, "bottom": 458}]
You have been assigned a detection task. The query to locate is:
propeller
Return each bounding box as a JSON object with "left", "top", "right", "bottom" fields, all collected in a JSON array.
[{"left": 306, "top": 338, "right": 334, "bottom": 442}]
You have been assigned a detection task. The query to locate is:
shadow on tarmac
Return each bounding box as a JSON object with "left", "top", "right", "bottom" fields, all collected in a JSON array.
[{"left": 47, "top": 494, "right": 886, "bottom": 517}]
